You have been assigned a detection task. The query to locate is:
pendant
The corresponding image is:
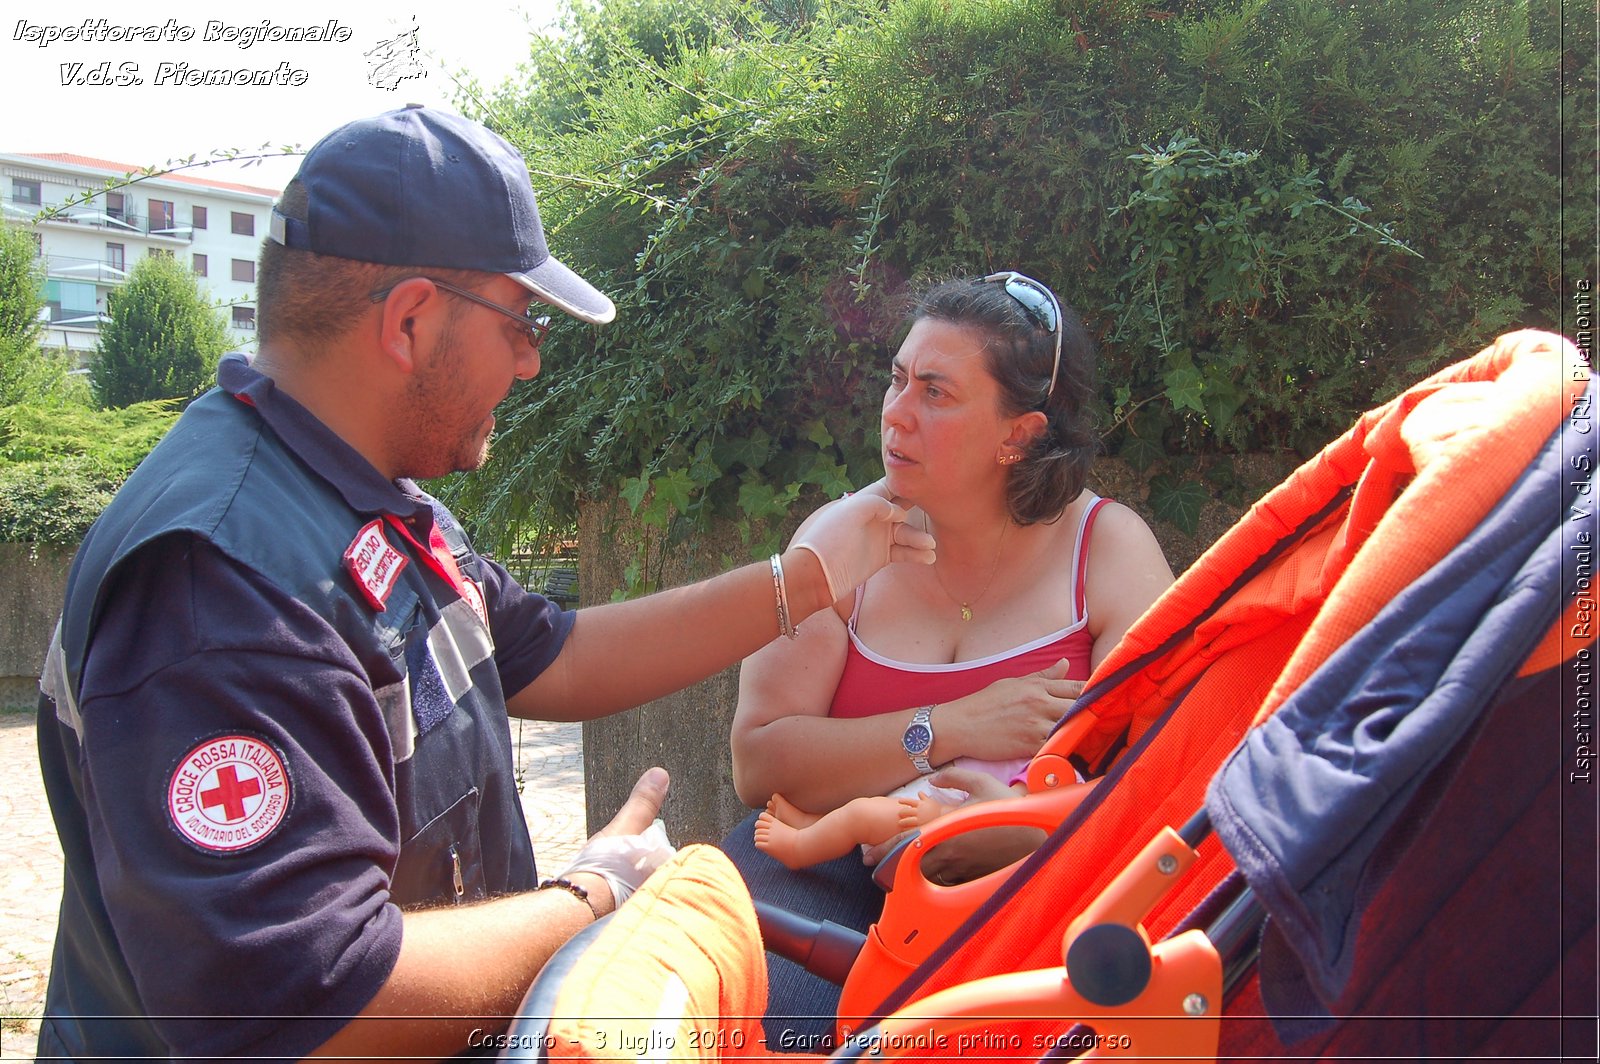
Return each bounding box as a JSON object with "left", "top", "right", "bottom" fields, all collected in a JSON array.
[{"left": 960, "top": 604, "right": 973, "bottom": 622}]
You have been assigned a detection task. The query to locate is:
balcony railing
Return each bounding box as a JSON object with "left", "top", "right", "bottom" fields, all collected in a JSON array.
[
  {"left": 41, "top": 253, "right": 129, "bottom": 285},
  {"left": 46, "top": 308, "right": 109, "bottom": 328},
  {"left": 7, "top": 194, "right": 194, "bottom": 241}
]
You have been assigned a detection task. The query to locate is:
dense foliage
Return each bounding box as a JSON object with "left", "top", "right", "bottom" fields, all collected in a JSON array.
[
  {"left": 445, "top": 0, "right": 1591, "bottom": 566},
  {"left": 0, "top": 400, "right": 179, "bottom": 544},
  {"left": 0, "top": 225, "right": 46, "bottom": 353},
  {"left": 92, "top": 253, "right": 230, "bottom": 409},
  {"left": 0, "top": 223, "right": 63, "bottom": 409},
  {"left": 0, "top": 223, "right": 184, "bottom": 544}
]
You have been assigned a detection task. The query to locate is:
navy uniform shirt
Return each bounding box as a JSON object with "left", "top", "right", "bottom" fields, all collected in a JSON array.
[{"left": 36, "top": 353, "right": 574, "bottom": 1060}]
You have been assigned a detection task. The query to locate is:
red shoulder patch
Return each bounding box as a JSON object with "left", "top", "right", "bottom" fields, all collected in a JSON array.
[{"left": 344, "top": 519, "right": 409, "bottom": 610}]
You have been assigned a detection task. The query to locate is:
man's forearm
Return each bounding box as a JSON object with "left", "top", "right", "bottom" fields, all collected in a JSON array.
[
  {"left": 508, "top": 546, "right": 829, "bottom": 721},
  {"left": 305, "top": 880, "right": 602, "bottom": 1061}
]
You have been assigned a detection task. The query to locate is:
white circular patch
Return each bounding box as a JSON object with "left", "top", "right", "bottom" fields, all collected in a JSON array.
[{"left": 168, "top": 734, "right": 291, "bottom": 853}]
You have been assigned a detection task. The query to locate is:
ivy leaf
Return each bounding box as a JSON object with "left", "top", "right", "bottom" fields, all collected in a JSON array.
[
  {"left": 1118, "top": 432, "right": 1165, "bottom": 472},
  {"left": 1201, "top": 374, "right": 1246, "bottom": 438},
  {"left": 1163, "top": 365, "right": 1206, "bottom": 414},
  {"left": 1149, "top": 475, "right": 1209, "bottom": 536},
  {"left": 620, "top": 475, "right": 650, "bottom": 513},
  {"left": 655, "top": 467, "right": 695, "bottom": 514},
  {"left": 737, "top": 479, "right": 780, "bottom": 518},
  {"left": 800, "top": 452, "right": 851, "bottom": 496}
]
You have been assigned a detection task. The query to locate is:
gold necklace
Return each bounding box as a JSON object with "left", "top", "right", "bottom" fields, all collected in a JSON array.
[{"left": 928, "top": 517, "right": 1008, "bottom": 621}]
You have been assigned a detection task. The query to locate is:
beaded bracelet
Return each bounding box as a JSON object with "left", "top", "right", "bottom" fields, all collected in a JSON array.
[
  {"left": 538, "top": 876, "right": 600, "bottom": 920},
  {"left": 769, "top": 553, "right": 799, "bottom": 639}
]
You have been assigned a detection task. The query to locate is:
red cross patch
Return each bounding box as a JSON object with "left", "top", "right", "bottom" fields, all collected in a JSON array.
[
  {"left": 344, "top": 519, "right": 409, "bottom": 611},
  {"left": 168, "top": 735, "right": 291, "bottom": 853}
]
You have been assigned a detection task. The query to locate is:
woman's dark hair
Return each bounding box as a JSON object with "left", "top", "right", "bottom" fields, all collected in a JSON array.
[{"left": 909, "top": 274, "right": 1098, "bottom": 525}]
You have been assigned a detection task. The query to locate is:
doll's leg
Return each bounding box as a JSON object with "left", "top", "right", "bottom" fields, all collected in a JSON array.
[
  {"left": 763, "top": 792, "right": 823, "bottom": 829},
  {"left": 755, "top": 795, "right": 908, "bottom": 870}
]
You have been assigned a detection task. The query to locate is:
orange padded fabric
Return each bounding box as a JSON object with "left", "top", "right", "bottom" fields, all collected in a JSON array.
[
  {"left": 1079, "top": 329, "right": 1587, "bottom": 763},
  {"left": 547, "top": 845, "right": 808, "bottom": 1061},
  {"left": 1260, "top": 329, "right": 1589, "bottom": 721}
]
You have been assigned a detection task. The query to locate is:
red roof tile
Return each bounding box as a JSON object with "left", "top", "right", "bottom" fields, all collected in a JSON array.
[{"left": 15, "top": 153, "right": 281, "bottom": 198}]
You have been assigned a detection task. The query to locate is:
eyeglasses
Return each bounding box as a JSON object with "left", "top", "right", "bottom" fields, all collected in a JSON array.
[
  {"left": 370, "top": 277, "right": 552, "bottom": 348},
  {"left": 983, "top": 271, "right": 1063, "bottom": 400}
]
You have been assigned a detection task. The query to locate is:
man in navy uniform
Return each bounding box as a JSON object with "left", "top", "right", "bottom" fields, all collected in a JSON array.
[{"left": 35, "top": 105, "right": 933, "bottom": 1061}]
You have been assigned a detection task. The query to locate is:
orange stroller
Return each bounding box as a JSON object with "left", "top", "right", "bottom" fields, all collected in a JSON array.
[{"left": 506, "top": 330, "right": 1595, "bottom": 1062}]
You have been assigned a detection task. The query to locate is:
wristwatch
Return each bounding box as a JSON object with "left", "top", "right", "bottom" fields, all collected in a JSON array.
[{"left": 902, "top": 705, "right": 935, "bottom": 773}]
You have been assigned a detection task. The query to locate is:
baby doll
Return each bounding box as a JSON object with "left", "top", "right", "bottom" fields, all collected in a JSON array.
[{"left": 753, "top": 756, "right": 1029, "bottom": 870}]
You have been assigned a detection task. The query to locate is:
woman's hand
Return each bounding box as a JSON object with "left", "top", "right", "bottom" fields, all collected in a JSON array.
[
  {"left": 918, "top": 823, "right": 1046, "bottom": 885},
  {"left": 862, "top": 766, "right": 1039, "bottom": 882},
  {"left": 943, "top": 659, "right": 1084, "bottom": 763}
]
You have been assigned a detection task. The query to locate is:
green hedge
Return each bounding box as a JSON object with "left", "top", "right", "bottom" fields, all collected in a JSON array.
[
  {"left": 0, "top": 400, "right": 179, "bottom": 544},
  {"left": 447, "top": 0, "right": 1590, "bottom": 564}
]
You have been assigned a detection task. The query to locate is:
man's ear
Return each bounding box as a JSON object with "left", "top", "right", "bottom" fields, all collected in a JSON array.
[
  {"left": 999, "top": 410, "right": 1049, "bottom": 461},
  {"left": 374, "top": 277, "right": 438, "bottom": 375}
]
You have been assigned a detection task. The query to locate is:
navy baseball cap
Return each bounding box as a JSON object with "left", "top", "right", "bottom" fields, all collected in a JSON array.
[{"left": 268, "top": 104, "right": 615, "bottom": 324}]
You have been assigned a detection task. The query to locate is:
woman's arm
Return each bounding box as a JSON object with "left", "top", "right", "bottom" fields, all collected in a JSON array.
[
  {"left": 1085, "top": 502, "right": 1176, "bottom": 669},
  {"left": 731, "top": 605, "right": 926, "bottom": 810},
  {"left": 732, "top": 608, "right": 1076, "bottom": 812}
]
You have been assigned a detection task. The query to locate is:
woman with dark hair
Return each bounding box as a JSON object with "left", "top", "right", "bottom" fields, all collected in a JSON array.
[{"left": 721, "top": 271, "right": 1174, "bottom": 1038}]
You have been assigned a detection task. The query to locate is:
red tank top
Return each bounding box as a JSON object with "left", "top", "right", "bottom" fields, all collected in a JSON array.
[{"left": 829, "top": 496, "right": 1107, "bottom": 719}]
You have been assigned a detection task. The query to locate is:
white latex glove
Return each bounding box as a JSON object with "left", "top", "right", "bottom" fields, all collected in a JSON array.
[
  {"left": 557, "top": 818, "right": 675, "bottom": 907},
  {"left": 791, "top": 487, "right": 936, "bottom": 602}
]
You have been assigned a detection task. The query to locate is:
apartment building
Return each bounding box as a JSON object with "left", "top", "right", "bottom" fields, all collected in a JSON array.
[{"left": 1, "top": 152, "right": 280, "bottom": 357}]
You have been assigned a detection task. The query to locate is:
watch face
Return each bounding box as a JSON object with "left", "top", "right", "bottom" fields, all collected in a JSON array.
[{"left": 903, "top": 723, "right": 933, "bottom": 755}]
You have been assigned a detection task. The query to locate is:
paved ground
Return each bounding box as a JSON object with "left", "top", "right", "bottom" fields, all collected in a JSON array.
[{"left": 0, "top": 708, "right": 587, "bottom": 1060}]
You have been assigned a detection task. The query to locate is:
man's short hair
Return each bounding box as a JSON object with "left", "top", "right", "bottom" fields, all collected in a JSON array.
[{"left": 256, "top": 179, "right": 486, "bottom": 352}]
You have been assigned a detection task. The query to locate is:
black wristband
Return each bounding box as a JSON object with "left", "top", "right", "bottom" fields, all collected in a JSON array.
[{"left": 538, "top": 876, "right": 600, "bottom": 920}]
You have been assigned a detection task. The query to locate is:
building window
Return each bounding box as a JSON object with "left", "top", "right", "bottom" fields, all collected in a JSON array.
[
  {"left": 193, "top": 253, "right": 208, "bottom": 276},
  {"left": 106, "top": 243, "right": 125, "bottom": 272},
  {"left": 192, "top": 205, "right": 208, "bottom": 230},
  {"left": 148, "top": 199, "right": 175, "bottom": 234},
  {"left": 149, "top": 248, "right": 173, "bottom": 260},
  {"left": 232, "top": 258, "right": 255, "bottom": 283},
  {"left": 231, "top": 211, "right": 255, "bottom": 237},
  {"left": 105, "top": 191, "right": 126, "bottom": 220},
  {"left": 232, "top": 306, "right": 257, "bottom": 331},
  {"left": 46, "top": 280, "right": 98, "bottom": 322},
  {"left": 12, "top": 178, "right": 41, "bottom": 205}
]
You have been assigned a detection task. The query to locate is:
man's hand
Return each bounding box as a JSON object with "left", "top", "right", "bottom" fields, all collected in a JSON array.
[
  {"left": 861, "top": 767, "right": 1026, "bottom": 870},
  {"left": 790, "top": 486, "right": 937, "bottom": 603},
  {"left": 558, "top": 767, "right": 673, "bottom": 917}
]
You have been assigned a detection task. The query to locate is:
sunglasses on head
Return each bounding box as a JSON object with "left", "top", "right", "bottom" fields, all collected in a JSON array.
[{"left": 983, "top": 271, "right": 1063, "bottom": 401}]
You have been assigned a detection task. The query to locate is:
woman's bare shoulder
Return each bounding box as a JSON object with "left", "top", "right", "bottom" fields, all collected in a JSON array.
[{"left": 1085, "top": 499, "right": 1175, "bottom": 581}]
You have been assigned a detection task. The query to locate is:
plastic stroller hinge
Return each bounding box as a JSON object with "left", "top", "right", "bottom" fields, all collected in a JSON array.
[
  {"left": 839, "top": 779, "right": 1101, "bottom": 1024},
  {"left": 836, "top": 823, "right": 1222, "bottom": 1061}
]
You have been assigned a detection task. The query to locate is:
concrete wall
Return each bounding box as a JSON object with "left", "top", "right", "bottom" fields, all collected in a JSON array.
[
  {"left": 0, "top": 543, "right": 71, "bottom": 710},
  {"left": 577, "top": 493, "right": 797, "bottom": 846}
]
